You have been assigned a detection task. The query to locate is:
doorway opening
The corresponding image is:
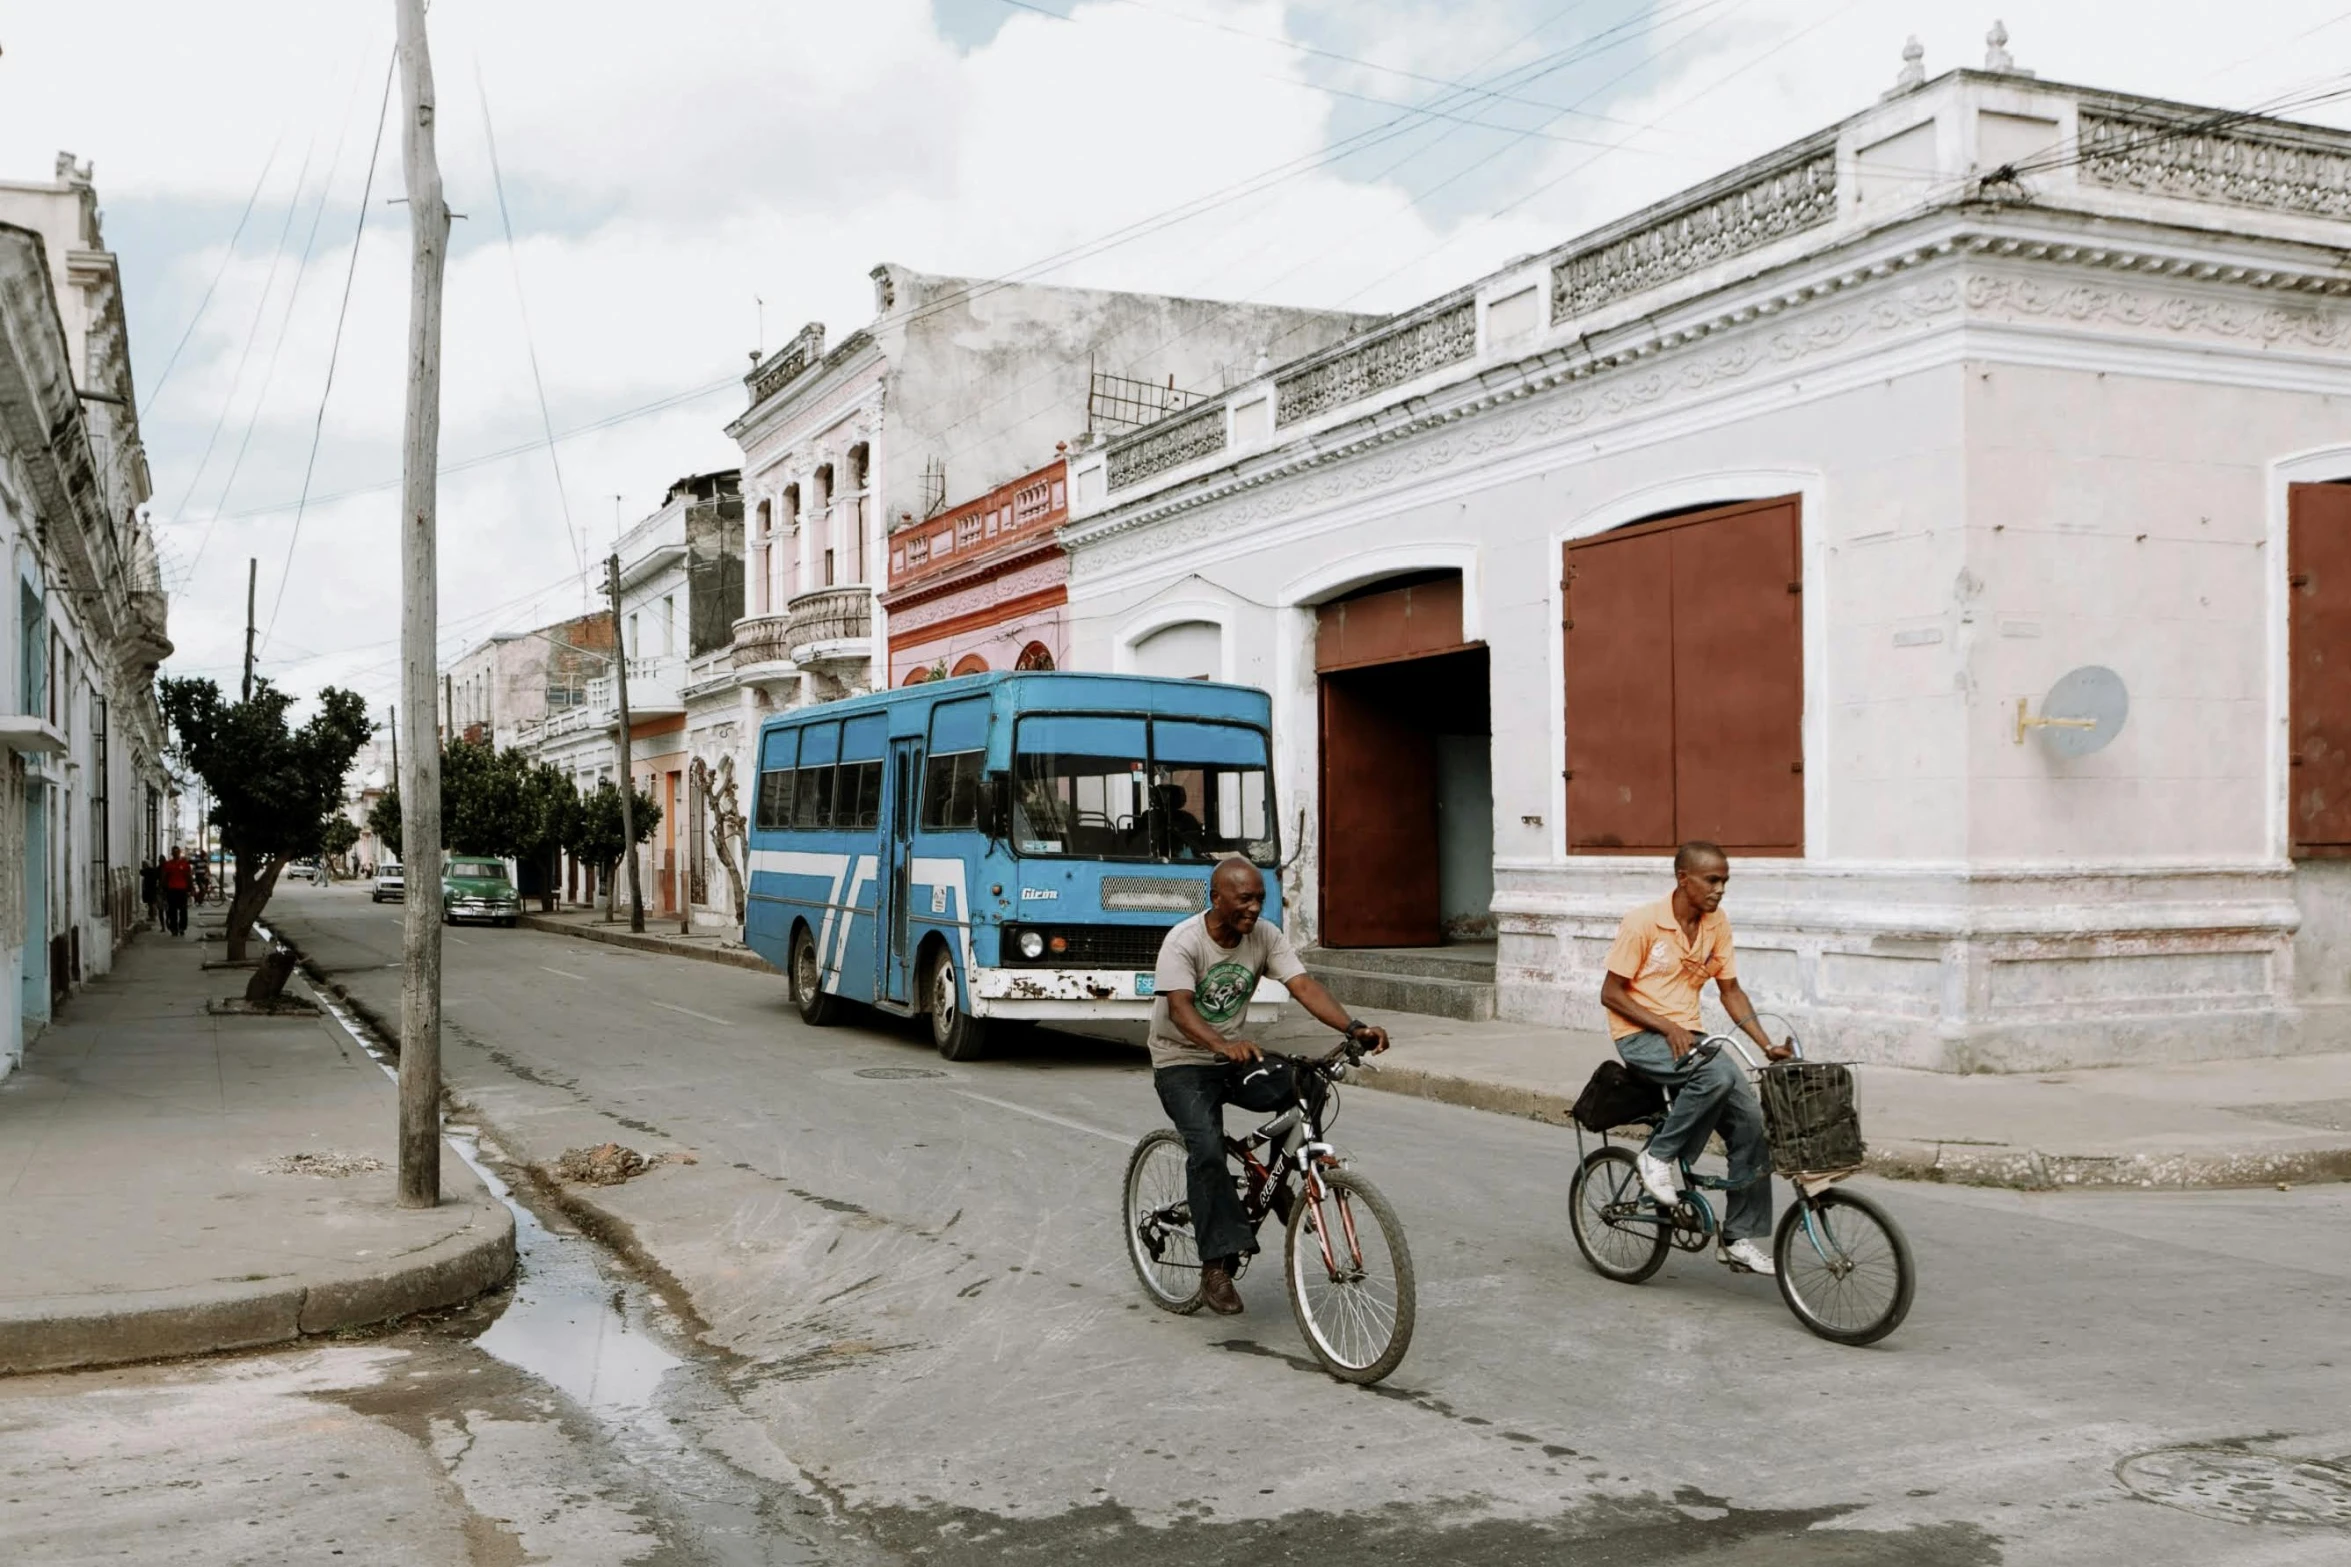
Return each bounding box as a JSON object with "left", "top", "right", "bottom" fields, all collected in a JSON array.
[{"left": 1316, "top": 573, "right": 1492, "bottom": 948}]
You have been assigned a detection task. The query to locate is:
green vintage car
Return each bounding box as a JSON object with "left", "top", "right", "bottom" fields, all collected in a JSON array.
[{"left": 441, "top": 856, "right": 521, "bottom": 927}]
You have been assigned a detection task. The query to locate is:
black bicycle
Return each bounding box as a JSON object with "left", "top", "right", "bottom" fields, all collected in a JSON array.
[
  {"left": 1122, "top": 1038, "right": 1416, "bottom": 1384},
  {"left": 1568, "top": 1032, "right": 1916, "bottom": 1346}
]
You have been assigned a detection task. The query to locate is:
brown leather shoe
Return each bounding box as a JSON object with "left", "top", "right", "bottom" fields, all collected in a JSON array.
[{"left": 1199, "top": 1260, "right": 1245, "bottom": 1315}]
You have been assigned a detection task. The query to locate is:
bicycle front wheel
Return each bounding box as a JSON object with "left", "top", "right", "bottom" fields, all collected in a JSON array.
[
  {"left": 1569, "top": 1146, "right": 1671, "bottom": 1284},
  {"left": 1774, "top": 1186, "right": 1915, "bottom": 1346},
  {"left": 1286, "top": 1168, "right": 1415, "bottom": 1385},
  {"left": 1123, "top": 1130, "right": 1204, "bottom": 1314}
]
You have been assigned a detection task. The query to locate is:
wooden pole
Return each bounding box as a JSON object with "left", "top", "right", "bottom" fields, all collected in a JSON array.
[
  {"left": 241, "top": 558, "right": 257, "bottom": 702},
  {"left": 606, "top": 553, "right": 644, "bottom": 933},
  {"left": 395, "top": 0, "right": 450, "bottom": 1211}
]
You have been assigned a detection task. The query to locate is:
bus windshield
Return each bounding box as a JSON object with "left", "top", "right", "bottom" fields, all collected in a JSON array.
[{"left": 1013, "top": 714, "right": 1277, "bottom": 866}]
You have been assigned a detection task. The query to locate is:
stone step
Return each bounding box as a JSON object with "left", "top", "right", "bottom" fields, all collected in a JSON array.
[
  {"left": 1303, "top": 959, "right": 1497, "bottom": 1023},
  {"left": 1301, "top": 945, "right": 1497, "bottom": 982}
]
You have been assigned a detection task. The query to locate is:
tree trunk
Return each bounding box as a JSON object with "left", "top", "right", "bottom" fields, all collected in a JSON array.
[{"left": 223, "top": 854, "right": 284, "bottom": 963}]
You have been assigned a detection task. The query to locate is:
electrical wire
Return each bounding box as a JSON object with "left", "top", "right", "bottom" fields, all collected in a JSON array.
[
  {"left": 259, "top": 46, "right": 400, "bottom": 653},
  {"left": 140, "top": 130, "right": 286, "bottom": 421}
]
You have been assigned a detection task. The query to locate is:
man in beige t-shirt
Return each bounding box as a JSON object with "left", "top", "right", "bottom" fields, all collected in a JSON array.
[{"left": 1151, "top": 858, "right": 1385, "bottom": 1316}]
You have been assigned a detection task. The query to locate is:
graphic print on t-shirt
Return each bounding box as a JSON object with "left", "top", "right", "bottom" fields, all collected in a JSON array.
[{"left": 1194, "top": 960, "right": 1255, "bottom": 1026}]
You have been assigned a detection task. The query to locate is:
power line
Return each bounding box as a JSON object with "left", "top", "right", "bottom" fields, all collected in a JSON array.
[
  {"left": 476, "top": 63, "right": 587, "bottom": 587},
  {"left": 140, "top": 130, "right": 286, "bottom": 420},
  {"left": 261, "top": 46, "right": 400, "bottom": 653}
]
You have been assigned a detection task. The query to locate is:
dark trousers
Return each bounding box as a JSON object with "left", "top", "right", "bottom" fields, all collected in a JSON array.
[
  {"left": 1154, "top": 1057, "right": 1320, "bottom": 1267},
  {"left": 163, "top": 890, "right": 189, "bottom": 936}
]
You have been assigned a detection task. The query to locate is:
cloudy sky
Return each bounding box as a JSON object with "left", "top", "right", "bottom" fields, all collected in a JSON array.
[{"left": 4, "top": 1, "right": 2349, "bottom": 717}]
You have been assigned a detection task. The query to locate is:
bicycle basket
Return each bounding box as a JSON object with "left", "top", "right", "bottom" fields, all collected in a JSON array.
[
  {"left": 1571, "top": 1058, "right": 1666, "bottom": 1133},
  {"left": 1757, "top": 1060, "right": 1866, "bottom": 1176}
]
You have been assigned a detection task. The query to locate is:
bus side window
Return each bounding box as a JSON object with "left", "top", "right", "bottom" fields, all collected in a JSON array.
[
  {"left": 839, "top": 714, "right": 887, "bottom": 831},
  {"left": 922, "top": 752, "right": 981, "bottom": 830},
  {"left": 756, "top": 729, "right": 798, "bottom": 831},
  {"left": 795, "top": 721, "right": 841, "bottom": 830}
]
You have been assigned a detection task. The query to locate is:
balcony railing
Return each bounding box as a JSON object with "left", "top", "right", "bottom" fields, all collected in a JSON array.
[
  {"left": 582, "top": 655, "right": 685, "bottom": 715},
  {"left": 732, "top": 611, "right": 795, "bottom": 670},
  {"left": 784, "top": 586, "right": 873, "bottom": 663}
]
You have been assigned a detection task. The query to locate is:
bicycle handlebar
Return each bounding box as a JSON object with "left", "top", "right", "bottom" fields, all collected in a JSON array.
[{"left": 1695, "top": 1030, "right": 1804, "bottom": 1070}]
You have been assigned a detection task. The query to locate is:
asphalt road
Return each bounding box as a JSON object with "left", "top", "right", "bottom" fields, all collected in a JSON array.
[{"left": 21, "top": 881, "right": 2347, "bottom": 1566}]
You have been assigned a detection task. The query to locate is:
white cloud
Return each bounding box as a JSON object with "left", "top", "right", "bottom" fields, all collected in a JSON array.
[{"left": 6, "top": 1, "right": 2349, "bottom": 712}]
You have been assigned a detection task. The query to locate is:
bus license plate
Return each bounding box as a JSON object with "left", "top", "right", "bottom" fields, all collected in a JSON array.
[{"left": 1134, "top": 974, "right": 1155, "bottom": 997}]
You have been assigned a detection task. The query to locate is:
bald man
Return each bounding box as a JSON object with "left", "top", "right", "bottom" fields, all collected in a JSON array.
[{"left": 1149, "top": 858, "right": 1387, "bottom": 1316}]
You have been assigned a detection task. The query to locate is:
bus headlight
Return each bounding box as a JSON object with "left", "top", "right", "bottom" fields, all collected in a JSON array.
[{"left": 1017, "top": 930, "right": 1045, "bottom": 960}]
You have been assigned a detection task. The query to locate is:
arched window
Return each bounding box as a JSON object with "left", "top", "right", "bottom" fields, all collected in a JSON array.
[
  {"left": 1014, "top": 642, "right": 1055, "bottom": 671},
  {"left": 753, "top": 499, "right": 773, "bottom": 614},
  {"left": 1130, "top": 620, "right": 1221, "bottom": 681},
  {"left": 902, "top": 666, "right": 933, "bottom": 686},
  {"left": 951, "top": 653, "right": 989, "bottom": 677}
]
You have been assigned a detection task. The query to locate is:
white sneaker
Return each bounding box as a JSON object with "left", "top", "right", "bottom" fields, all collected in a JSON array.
[
  {"left": 1634, "top": 1149, "right": 1680, "bottom": 1208},
  {"left": 1719, "top": 1238, "right": 1776, "bottom": 1276}
]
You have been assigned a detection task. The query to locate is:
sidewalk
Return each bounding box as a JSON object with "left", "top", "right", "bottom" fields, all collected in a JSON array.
[
  {"left": 517, "top": 904, "right": 775, "bottom": 970},
  {"left": 0, "top": 919, "right": 513, "bottom": 1374},
  {"left": 1257, "top": 1006, "right": 2351, "bottom": 1190}
]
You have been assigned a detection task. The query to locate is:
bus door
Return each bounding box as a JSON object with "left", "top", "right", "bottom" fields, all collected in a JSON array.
[{"left": 881, "top": 735, "right": 925, "bottom": 1005}]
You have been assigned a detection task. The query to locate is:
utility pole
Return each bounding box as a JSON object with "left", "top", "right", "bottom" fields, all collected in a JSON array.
[
  {"left": 605, "top": 552, "right": 643, "bottom": 933},
  {"left": 388, "top": 704, "right": 399, "bottom": 789},
  {"left": 395, "top": 0, "right": 450, "bottom": 1212},
  {"left": 241, "top": 558, "right": 257, "bottom": 701}
]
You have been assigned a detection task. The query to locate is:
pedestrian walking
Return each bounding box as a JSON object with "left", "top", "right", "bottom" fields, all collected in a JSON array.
[
  {"left": 138, "top": 860, "right": 160, "bottom": 928},
  {"left": 192, "top": 855, "right": 212, "bottom": 907},
  {"left": 159, "top": 846, "right": 192, "bottom": 937}
]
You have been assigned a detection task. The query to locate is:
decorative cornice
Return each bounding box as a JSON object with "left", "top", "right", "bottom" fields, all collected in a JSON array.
[
  {"left": 2080, "top": 110, "right": 2351, "bottom": 222},
  {"left": 1064, "top": 230, "right": 2351, "bottom": 567},
  {"left": 1106, "top": 401, "right": 1226, "bottom": 490},
  {"left": 1553, "top": 151, "right": 1838, "bottom": 321},
  {"left": 878, "top": 535, "right": 1063, "bottom": 614}
]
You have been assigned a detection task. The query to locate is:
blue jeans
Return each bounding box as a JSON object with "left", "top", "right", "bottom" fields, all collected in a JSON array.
[
  {"left": 1154, "top": 1058, "right": 1318, "bottom": 1267},
  {"left": 1615, "top": 1030, "right": 1774, "bottom": 1242}
]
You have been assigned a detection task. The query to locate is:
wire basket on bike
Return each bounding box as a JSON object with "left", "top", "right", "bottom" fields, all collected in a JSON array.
[{"left": 1756, "top": 1060, "right": 1866, "bottom": 1176}]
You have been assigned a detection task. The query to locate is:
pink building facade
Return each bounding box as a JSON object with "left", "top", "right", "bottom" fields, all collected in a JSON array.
[{"left": 880, "top": 459, "right": 1069, "bottom": 685}]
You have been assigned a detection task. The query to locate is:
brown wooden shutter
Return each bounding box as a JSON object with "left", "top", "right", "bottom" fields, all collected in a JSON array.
[
  {"left": 1671, "top": 498, "right": 1803, "bottom": 855},
  {"left": 1319, "top": 672, "right": 1441, "bottom": 945},
  {"left": 1564, "top": 529, "right": 1676, "bottom": 851},
  {"left": 2290, "top": 482, "right": 2351, "bottom": 853},
  {"left": 1564, "top": 495, "right": 1803, "bottom": 856}
]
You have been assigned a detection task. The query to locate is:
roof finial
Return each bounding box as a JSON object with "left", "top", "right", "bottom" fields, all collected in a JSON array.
[
  {"left": 1885, "top": 36, "right": 1926, "bottom": 98},
  {"left": 1985, "top": 19, "right": 2013, "bottom": 72}
]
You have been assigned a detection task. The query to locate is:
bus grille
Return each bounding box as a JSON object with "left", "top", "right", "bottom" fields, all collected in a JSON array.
[
  {"left": 1006, "top": 925, "right": 1172, "bottom": 968},
  {"left": 1100, "top": 877, "right": 1206, "bottom": 913}
]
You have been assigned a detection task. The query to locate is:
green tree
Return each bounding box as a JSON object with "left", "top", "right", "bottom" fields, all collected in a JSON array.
[
  {"left": 368, "top": 787, "right": 401, "bottom": 859},
  {"left": 443, "top": 739, "right": 535, "bottom": 858},
  {"left": 320, "top": 815, "right": 360, "bottom": 879},
  {"left": 159, "top": 677, "right": 372, "bottom": 962},
  {"left": 518, "top": 762, "right": 582, "bottom": 912},
  {"left": 568, "top": 778, "right": 661, "bottom": 919}
]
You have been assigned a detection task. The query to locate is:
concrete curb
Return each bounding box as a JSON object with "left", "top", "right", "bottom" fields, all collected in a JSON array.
[
  {"left": 0, "top": 1202, "right": 515, "bottom": 1376},
  {"left": 516, "top": 914, "right": 775, "bottom": 972},
  {"left": 1354, "top": 1063, "right": 2351, "bottom": 1192}
]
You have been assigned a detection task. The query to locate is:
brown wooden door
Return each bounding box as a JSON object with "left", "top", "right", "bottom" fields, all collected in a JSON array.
[
  {"left": 1671, "top": 500, "right": 1803, "bottom": 853},
  {"left": 1564, "top": 496, "right": 1802, "bottom": 855},
  {"left": 2291, "top": 483, "right": 2351, "bottom": 851},
  {"left": 1319, "top": 671, "right": 1440, "bottom": 946},
  {"left": 1564, "top": 528, "right": 1676, "bottom": 850}
]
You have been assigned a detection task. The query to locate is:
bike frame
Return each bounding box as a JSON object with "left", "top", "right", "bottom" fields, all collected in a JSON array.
[{"left": 1578, "top": 1030, "right": 1852, "bottom": 1267}]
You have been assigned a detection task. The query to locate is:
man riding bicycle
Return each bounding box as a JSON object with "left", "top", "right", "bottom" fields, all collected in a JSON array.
[
  {"left": 1151, "top": 858, "right": 1387, "bottom": 1316},
  {"left": 1599, "top": 840, "right": 1791, "bottom": 1277}
]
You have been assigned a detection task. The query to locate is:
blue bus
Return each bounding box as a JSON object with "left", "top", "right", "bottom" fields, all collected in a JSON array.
[{"left": 744, "top": 671, "right": 1285, "bottom": 1059}]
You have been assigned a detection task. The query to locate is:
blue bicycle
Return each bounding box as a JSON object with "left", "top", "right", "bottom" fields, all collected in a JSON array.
[{"left": 1567, "top": 1032, "right": 1915, "bottom": 1346}]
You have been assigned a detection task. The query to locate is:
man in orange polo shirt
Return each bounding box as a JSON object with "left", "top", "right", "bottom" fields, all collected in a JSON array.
[{"left": 1599, "top": 840, "right": 1791, "bottom": 1276}]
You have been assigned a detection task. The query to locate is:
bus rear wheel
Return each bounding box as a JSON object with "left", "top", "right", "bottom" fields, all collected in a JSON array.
[
  {"left": 791, "top": 923, "right": 840, "bottom": 1027},
  {"left": 927, "top": 948, "right": 987, "bottom": 1062}
]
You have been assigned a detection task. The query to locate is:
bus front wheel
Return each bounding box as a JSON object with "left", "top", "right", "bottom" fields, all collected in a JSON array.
[
  {"left": 791, "top": 923, "right": 840, "bottom": 1027},
  {"left": 927, "top": 948, "right": 988, "bottom": 1062}
]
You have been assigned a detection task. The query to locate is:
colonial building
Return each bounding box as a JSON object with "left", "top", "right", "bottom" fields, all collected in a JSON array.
[
  {"left": 523, "top": 471, "right": 739, "bottom": 924},
  {"left": 0, "top": 155, "right": 172, "bottom": 1075},
  {"left": 878, "top": 455, "right": 1069, "bottom": 685},
  {"left": 1063, "top": 45, "right": 2351, "bottom": 1072},
  {"left": 444, "top": 609, "right": 613, "bottom": 752},
  {"left": 720, "top": 264, "right": 1376, "bottom": 714}
]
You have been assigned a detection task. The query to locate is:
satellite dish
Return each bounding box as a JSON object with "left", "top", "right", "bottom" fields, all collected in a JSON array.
[{"left": 2015, "top": 665, "right": 2128, "bottom": 758}]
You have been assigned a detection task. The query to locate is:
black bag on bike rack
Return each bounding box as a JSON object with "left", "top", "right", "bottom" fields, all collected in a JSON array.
[{"left": 1571, "top": 1059, "right": 1666, "bottom": 1132}]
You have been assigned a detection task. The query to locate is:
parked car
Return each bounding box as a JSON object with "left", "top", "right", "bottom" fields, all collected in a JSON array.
[
  {"left": 442, "top": 857, "right": 520, "bottom": 927},
  {"left": 284, "top": 860, "right": 324, "bottom": 884},
  {"left": 371, "top": 864, "right": 405, "bottom": 904}
]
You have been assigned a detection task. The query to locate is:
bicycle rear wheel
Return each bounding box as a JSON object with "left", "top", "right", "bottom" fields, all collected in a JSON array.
[
  {"left": 1569, "top": 1146, "right": 1672, "bottom": 1284},
  {"left": 1286, "top": 1168, "right": 1414, "bottom": 1385},
  {"left": 1123, "top": 1130, "right": 1204, "bottom": 1313},
  {"left": 1774, "top": 1186, "right": 1915, "bottom": 1346}
]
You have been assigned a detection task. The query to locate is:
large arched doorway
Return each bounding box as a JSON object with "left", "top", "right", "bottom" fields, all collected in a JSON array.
[{"left": 1316, "top": 571, "right": 1490, "bottom": 947}]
